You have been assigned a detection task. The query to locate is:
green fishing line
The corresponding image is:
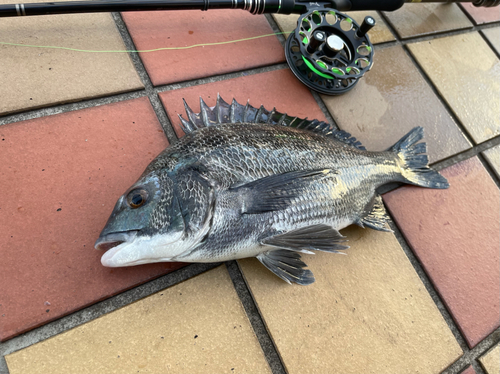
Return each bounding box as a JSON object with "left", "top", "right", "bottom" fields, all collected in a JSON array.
[{"left": 0, "top": 31, "right": 292, "bottom": 53}]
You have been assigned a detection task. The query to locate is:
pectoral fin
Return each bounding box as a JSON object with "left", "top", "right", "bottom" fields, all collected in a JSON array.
[
  {"left": 358, "top": 195, "right": 392, "bottom": 232},
  {"left": 257, "top": 250, "right": 315, "bottom": 285},
  {"left": 232, "top": 169, "right": 336, "bottom": 214},
  {"left": 262, "top": 224, "right": 349, "bottom": 253}
]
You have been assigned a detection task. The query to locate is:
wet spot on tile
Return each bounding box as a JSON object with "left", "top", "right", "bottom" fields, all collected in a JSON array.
[
  {"left": 479, "top": 343, "right": 500, "bottom": 374},
  {"left": 159, "top": 68, "right": 327, "bottom": 138},
  {"left": 322, "top": 45, "right": 470, "bottom": 162},
  {"left": 383, "top": 157, "right": 500, "bottom": 347},
  {"left": 408, "top": 32, "right": 500, "bottom": 144},
  {"left": 482, "top": 145, "right": 500, "bottom": 179},
  {"left": 0, "top": 9, "right": 143, "bottom": 115},
  {"left": 0, "top": 98, "right": 184, "bottom": 341},
  {"left": 122, "top": 10, "right": 284, "bottom": 86},
  {"left": 461, "top": 3, "right": 500, "bottom": 24},
  {"left": 482, "top": 27, "right": 500, "bottom": 55},
  {"left": 272, "top": 11, "right": 395, "bottom": 44},
  {"left": 5, "top": 266, "right": 271, "bottom": 374},
  {"left": 383, "top": 3, "right": 472, "bottom": 39},
  {"left": 239, "top": 226, "right": 462, "bottom": 373}
]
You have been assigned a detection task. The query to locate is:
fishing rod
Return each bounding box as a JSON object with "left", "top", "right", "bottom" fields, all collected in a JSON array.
[{"left": 1, "top": 0, "right": 498, "bottom": 94}]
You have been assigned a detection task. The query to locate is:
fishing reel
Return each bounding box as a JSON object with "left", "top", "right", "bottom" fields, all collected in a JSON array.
[
  {"left": 1, "top": 0, "right": 499, "bottom": 95},
  {"left": 286, "top": 8, "right": 375, "bottom": 95}
]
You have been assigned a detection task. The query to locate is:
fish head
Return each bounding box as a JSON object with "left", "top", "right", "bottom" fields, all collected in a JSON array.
[{"left": 94, "top": 170, "right": 193, "bottom": 267}]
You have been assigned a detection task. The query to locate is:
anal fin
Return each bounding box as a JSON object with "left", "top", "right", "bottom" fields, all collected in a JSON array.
[
  {"left": 257, "top": 250, "right": 315, "bottom": 285},
  {"left": 358, "top": 195, "right": 392, "bottom": 232},
  {"left": 262, "top": 224, "right": 349, "bottom": 253}
]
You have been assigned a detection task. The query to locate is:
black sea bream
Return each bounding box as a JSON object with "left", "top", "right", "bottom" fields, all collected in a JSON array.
[{"left": 94, "top": 96, "right": 448, "bottom": 285}]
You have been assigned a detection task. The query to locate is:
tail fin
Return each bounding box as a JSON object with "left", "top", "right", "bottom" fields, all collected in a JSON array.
[{"left": 390, "top": 127, "right": 449, "bottom": 189}]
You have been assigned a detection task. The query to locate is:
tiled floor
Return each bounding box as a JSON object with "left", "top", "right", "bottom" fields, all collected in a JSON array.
[{"left": 1, "top": 3, "right": 499, "bottom": 374}]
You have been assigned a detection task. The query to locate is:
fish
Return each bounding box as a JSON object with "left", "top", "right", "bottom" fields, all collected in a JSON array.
[{"left": 94, "top": 95, "right": 449, "bottom": 285}]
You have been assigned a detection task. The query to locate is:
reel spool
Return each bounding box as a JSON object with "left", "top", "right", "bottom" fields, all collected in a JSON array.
[{"left": 285, "top": 9, "right": 376, "bottom": 95}]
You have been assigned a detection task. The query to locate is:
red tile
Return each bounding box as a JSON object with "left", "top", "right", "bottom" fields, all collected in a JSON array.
[
  {"left": 122, "top": 10, "right": 284, "bottom": 86},
  {"left": 461, "top": 3, "right": 500, "bottom": 24},
  {"left": 159, "top": 68, "right": 327, "bottom": 138},
  {"left": 0, "top": 98, "right": 185, "bottom": 341},
  {"left": 383, "top": 157, "right": 500, "bottom": 348},
  {"left": 461, "top": 366, "right": 477, "bottom": 374}
]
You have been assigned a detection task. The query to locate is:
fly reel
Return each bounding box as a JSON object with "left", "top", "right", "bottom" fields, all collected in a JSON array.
[
  {"left": 285, "top": 9, "right": 376, "bottom": 95},
  {"left": 1, "top": 0, "right": 499, "bottom": 95}
]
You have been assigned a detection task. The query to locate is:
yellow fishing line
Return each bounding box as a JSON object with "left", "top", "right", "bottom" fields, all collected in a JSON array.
[{"left": 0, "top": 31, "right": 292, "bottom": 53}]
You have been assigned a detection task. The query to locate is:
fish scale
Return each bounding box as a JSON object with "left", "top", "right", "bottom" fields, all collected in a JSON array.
[{"left": 95, "top": 96, "right": 449, "bottom": 285}]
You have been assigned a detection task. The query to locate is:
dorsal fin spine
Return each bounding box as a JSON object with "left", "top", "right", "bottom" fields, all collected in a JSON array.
[
  {"left": 178, "top": 114, "right": 196, "bottom": 134},
  {"left": 199, "top": 98, "right": 213, "bottom": 127},
  {"left": 179, "top": 96, "right": 366, "bottom": 150}
]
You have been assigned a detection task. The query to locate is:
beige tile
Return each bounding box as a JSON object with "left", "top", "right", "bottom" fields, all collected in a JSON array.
[
  {"left": 408, "top": 32, "right": 500, "bottom": 144},
  {"left": 322, "top": 45, "right": 471, "bottom": 163},
  {"left": 6, "top": 266, "right": 270, "bottom": 374},
  {"left": 239, "top": 226, "right": 462, "bottom": 374},
  {"left": 483, "top": 145, "right": 500, "bottom": 179},
  {"left": 482, "top": 27, "right": 500, "bottom": 55},
  {"left": 0, "top": 1, "right": 143, "bottom": 115},
  {"left": 479, "top": 343, "right": 500, "bottom": 374},
  {"left": 272, "top": 10, "right": 394, "bottom": 44},
  {"left": 383, "top": 3, "right": 472, "bottom": 39}
]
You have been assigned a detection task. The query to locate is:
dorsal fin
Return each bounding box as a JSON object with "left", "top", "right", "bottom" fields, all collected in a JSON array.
[{"left": 178, "top": 96, "right": 366, "bottom": 150}]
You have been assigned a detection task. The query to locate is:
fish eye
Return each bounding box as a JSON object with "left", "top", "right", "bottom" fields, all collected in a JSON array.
[{"left": 126, "top": 189, "right": 148, "bottom": 209}]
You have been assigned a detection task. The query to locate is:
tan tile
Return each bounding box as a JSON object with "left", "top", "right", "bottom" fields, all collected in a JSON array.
[
  {"left": 272, "top": 10, "right": 394, "bottom": 44},
  {"left": 482, "top": 27, "right": 500, "bottom": 55},
  {"left": 0, "top": 1, "right": 143, "bottom": 115},
  {"left": 383, "top": 3, "right": 472, "bottom": 39},
  {"left": 239, "top": 226, "right": 463, "bottom": 374},
  {"left": 479, "top": 343, "right": 500, "bottom": 374},
  {"left": 408, "top": 32, "right": 500, "bottom": 144},
  {"left": 322, "top": 45, "right": 470, "bottom": 163},
  {"left": 483, "top": 145, "right": 500, "bottom": 179},
  {"left": 6, "top": 266, "right": 270, "bottom": 374},
  {"left": 271, "top": 13, "right": 297, "bottom": 39}
]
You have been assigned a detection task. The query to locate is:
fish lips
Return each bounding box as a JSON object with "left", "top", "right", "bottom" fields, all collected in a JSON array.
[{"left": 94, "top": 231, "right": 139, "bottom": 266}]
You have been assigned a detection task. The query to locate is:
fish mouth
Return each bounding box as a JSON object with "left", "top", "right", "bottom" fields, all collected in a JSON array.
[{"left": 94, "top": 231, "right": 138, "bottom": 252}]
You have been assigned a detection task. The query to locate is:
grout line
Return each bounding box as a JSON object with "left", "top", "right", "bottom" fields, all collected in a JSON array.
[
  {"left": 379, "top": 9, "right": 499, "bottom": 45},
  {"left": 457, "top": 2, "right": 478, "bottom": 25},
  {"left": 402, "top": 44, "right": 477, "bottom": 146},
  {"left": 264, "top": 14, "right": 288, "bottom": 47},
  {"left": 309, "top": 90, "right": 340, "bottom": 129},
  {"left": 377, "top": 10, "right": 404, "bottom": 40},
  {"left": 0, "top": 263, "right": 221, "bottom": 373},
  {"left": 225, "top": 261, "right": 287, "bottom": 374},
  {"left": 387, "top": 215, "right": 500, "bottom": 374},
  {"left": 432, "top": 135, "right": 500, "bottom": 171},
  {"left": 111, "top": 12, "right": 179, "bottom": 144},
  {"left": 378, "top": 11, "right": 479, "bottom": 149},
  {"left": 478, "top": 28, "right": 500, "bottom": 60},
  {"left": 456, "top": 3, "right": 487, "bottom": 28},
  {"left": 386, "top": 220, "right": 472, "bottom": 365},
  {"left": 0, "top": 90, "right": 147, "bottom": 126},
  {"left": 476, "top": 152, "right": 500, "bottom": 188},
  {"left": 445, "top": 326, "right": 500, "bottom": 374}
]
